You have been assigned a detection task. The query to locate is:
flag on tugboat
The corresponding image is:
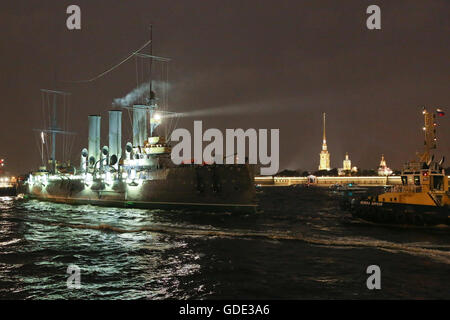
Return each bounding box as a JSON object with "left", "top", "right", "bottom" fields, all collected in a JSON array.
[{"left": 436, "top": 108, "right": 445, "bottom": 117}]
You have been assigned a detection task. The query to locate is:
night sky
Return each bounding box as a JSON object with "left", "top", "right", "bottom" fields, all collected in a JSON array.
[{"left": 1, "top": 0, "right": 449, "bottom": 175}]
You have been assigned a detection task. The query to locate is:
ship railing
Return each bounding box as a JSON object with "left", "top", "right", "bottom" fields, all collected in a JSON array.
[
  {"left": 389, "top": 185, "right": 422, "bottom": 193},
  {"left": 0, "top": 183, "right": 16, "bottom": 188}
]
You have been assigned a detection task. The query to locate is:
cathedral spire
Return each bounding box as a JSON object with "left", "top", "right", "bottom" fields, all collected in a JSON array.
[
  {"left": 323, "top": 112, "right": 326, "bottom": 143},
  {"left": 318, "top": 112, "right": 331, "bottom": 171}
]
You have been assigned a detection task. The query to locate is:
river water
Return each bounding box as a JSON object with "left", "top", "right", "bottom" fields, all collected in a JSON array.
[{"left": 0, "top": 186, "right": 449, "bottom": 299}]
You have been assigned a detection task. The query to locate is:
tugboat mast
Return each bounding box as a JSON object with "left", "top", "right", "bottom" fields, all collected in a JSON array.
[{"left": 420, "top": 107, "right": 437, "bottom": 163}]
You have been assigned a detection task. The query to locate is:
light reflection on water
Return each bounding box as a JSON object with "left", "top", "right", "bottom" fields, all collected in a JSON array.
[
  {"left": 1, "top": 199, "right": 206, "bottom": 299},
  {"left": 0, "top": 188, "right": 450, "bottom": 299}
]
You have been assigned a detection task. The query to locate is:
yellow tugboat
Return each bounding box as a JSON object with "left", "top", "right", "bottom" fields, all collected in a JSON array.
[{"left": 347, "top": 107, "right": 449, "bottom": 226}]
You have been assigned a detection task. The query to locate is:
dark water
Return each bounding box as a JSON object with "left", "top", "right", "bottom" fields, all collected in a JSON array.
[{"left": 0, "top": 186, "right": 449, "bottom": 299}]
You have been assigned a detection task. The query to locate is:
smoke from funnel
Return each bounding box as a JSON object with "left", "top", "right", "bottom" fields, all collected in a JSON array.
[{"left": 112, "top": 81, "right": 169, "bottom": 107}]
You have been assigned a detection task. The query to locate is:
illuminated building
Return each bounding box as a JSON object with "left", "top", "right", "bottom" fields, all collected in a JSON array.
[
  {"left": 338, "top": 153, "right": 358, "bottom": 176},
  {"left": 318, "top": 113, "right": 331, "bottom": 171},
  {"left": 343, "top": 152, "right": 351, "bottom": 171},
  {"left": 377, "top": 154, "right": 393, "bottom": 176}
]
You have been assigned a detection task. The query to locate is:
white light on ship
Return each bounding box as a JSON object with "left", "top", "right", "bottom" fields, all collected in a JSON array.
[
  {"left": 42, "top": 175, "right": 48, "bottom": 186},
  {"left": 105, "top": 172, "right": 112, "bottom": 184},
  {"left": 85, "top": 173, "right": 93, "bottom": 187},
  {"left": 154, "top": 113, "right": 161, "bottom": 120},
  {"left": 127, "top": 169, "right": 137, "bottom": 185},
  {"left": 130, "top": 169, "right": 136, "bottom": 180}
]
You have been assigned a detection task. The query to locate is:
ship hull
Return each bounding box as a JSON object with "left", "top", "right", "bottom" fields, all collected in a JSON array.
[
  {"left": 0, "top": 186, "right": 17, "bottom": 197},
  {"left": 26, "top": 165, "right": 257, "bottom": 213},
  {"left": 343, "top": 199, "right": 449, "bottom": 226},
  {"left": 26, "top": 195, "right": 257, "bottom": 213}
]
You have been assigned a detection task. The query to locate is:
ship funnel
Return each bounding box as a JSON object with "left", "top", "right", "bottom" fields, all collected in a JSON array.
[
  {"left": 88, "top": 115, "right": 101, "bottom": 169},
  {"left": 133, "top": 106, "right": 147, "bottom": 147},
  {"left": 108, "top": 110, "right": 122, "bottom": 168},
  {"left": 101, "top": 146, "right": 109, "bottom": 170},
  {"left": 125, "top": 142, "right": 133, "bottom": 160},
  {"left": 80, "top": 148, "right": 88, "bottom": 172}
]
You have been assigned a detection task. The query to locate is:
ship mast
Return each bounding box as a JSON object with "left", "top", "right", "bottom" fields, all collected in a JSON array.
[
  {"left": 37, "top": 89, "right": 75, "bottom": 173},
  {"left": 149, "top": 25, "right": 153, "bottom": 101},
  {"left": 148, "top": 24, "right": 157, "bottom": 137},
  {"left": 121, "top": 28, "right": 172, "bottom": 146}
]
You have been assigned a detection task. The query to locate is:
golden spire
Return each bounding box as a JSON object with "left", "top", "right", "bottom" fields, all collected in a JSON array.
[
  {"left": 319, "top": 112, "right": 331, "bottom": 171},
  {"left": 323, "top": 112, "right": 326, "bottom": 142}
]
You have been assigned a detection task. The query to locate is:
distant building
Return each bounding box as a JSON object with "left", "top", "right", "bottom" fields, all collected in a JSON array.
[
  {"left": 377, "top": 154, "right": 393, "bottom": 176},
  {"left": 338, "top": 152, "right": 358, "bottom": 176},
  {"left": 343, "top": 152, "right": 351, "bottom": 171},
  {"left": 318, "top": 113, "right": 331, "bottom": 171}
]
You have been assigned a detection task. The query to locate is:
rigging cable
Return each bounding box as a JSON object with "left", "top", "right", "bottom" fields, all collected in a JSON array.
[
  {"left": 61, "top": 39, "right": 153, "bottom": 83},
  {"left": 62, "top": 95, "right": 66, "bottom": 162}
]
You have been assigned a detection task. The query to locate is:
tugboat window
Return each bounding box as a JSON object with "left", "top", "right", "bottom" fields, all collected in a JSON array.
[
  {"left": 414, "top": 176, "right": 420, "bottom": 186},
  {"left": 401, "top": 176, "right": 407, "bottom": 185},
  {"left": 432, "top": 176, "right": 443, "bottom": 191}
]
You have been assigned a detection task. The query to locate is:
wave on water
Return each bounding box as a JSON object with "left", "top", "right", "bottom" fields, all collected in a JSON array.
[
  {"left": 32, "top": 219, "right": 450, "bottom": 265},
  {"left": 0, "top": 238, "right": 22, "bottom": 246}
]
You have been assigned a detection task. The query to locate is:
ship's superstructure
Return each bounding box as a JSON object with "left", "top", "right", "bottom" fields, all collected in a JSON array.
[{"left": 318, "top": 112, "right": 331, "bottom": 171}]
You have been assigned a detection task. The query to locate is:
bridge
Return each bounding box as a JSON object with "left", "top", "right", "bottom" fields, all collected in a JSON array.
[{"left": 254, "top": 175, "right": 402, "bottom": 187}]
